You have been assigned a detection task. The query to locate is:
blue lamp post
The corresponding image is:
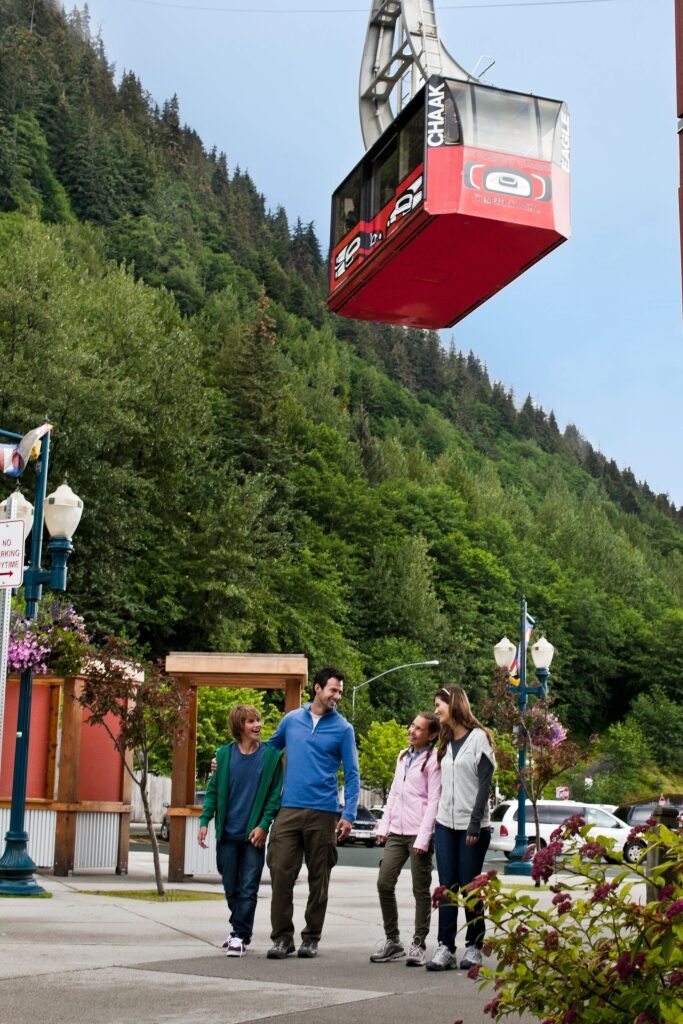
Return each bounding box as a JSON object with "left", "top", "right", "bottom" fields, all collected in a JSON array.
[
  {"left": 0, "top": 428, "right": 83, "bottom": 895},
  {"left": 494, "top": 597, "right": 554, "bottom": 876}
]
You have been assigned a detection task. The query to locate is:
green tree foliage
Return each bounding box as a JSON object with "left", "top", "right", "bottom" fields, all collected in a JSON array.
[
  {"left": 628, "top": 687, "right": 683, "bottom": 775},
  {"left": 585, "top": 720, "right": 654, "bottom": 805},
  {"left": 0, "top": 1, "right": 682, "bottom": 762},
  {"left": 358, "top": 719, "right": 408, "bottom": 799}
]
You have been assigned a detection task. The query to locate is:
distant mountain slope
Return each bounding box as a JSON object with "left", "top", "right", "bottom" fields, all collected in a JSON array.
[{"left": 0, "top": 0, "right": 681, "bottom": 737}]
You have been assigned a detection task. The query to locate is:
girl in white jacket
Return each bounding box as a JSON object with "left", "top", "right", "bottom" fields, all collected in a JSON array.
[
  {"left": 369, "top": 712, "right": 441, "bottom": 967},
  {"left": 426, "top": 685, "right": 495, "bottom": 973}
]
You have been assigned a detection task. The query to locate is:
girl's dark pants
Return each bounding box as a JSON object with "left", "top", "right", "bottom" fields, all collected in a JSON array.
[{"left": 434, "top": 821, "right": 491, "bottom": 952}]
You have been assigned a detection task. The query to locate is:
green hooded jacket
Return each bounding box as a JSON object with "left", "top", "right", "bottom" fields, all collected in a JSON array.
[{"left": 199, "top": 741, "right": 284, "bottom": 840}]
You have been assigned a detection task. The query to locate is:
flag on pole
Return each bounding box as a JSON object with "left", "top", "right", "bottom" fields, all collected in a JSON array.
[
  {"left": 1, "top": 424, "right": 52, "bottom": 478},
  {"left": 509, "top": 612, "right": 536, "bottom": 681}
]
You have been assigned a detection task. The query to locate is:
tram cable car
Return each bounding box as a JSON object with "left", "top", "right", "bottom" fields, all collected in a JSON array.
[{"left": 328, "top": 3, "right": 570, "bottom": 329}]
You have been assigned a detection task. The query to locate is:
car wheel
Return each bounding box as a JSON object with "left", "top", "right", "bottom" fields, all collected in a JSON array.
[
  {"left": 365, "top": 839, "right": 376, "bottom": 848},
  {"left": 160, "top": 822, "right": 170, "bottom": 842},
  {"left": 623, "top": 840, "right": 645, "bottom": 865}
]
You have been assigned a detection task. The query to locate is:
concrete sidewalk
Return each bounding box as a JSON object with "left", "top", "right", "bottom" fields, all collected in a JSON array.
[{"left": 0, "top": 852, "right": 551, "bottom": 1024}]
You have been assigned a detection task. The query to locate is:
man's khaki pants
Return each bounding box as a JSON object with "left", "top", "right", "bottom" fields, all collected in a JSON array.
[{"left": 267, "top": 807, "right": 339, "bottom": 945}]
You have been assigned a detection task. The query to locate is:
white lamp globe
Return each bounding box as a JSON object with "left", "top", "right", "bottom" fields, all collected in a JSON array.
[
  {"left": 44, "top": 482, "right": 83, "bottom": 539},
  {"left": 0, "top": 487, "right": 34, "bottom": 537},
  {"left": 530, "top": 635, "right": 555, "bottom": 670},
  {"left": 494, "top": 636, "right": 516, "bottom": 670}
]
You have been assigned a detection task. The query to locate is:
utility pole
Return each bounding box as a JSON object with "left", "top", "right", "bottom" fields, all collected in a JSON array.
[{"left": 676, "top": 0, "right": 683, "bottom": 311}]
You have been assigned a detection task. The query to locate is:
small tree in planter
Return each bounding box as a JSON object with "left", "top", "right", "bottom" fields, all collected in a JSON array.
[
  {"left": 484, "top": 677, "right": 583, "bottom": 866},
  {"left": 447, "top": 818, "right": 683, "bottom": 1023},
  {"left": 75, "top": 638, "right": 188, "bottom": 896}
]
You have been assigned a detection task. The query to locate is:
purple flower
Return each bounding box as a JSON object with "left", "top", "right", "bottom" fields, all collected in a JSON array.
[
  {"left": 668, "top": 971, "right": 683, "bottom": 988},
  {"left": 464, "top": 870, "right": 496, "bottom": 892},
  {"left": 528, "top": 706, "right": 568, "bottom": 748},
  {"left": 552, "top": 891, "right": 573, "bottom": 914},
  {"left": 483, "top": 996, "right": 501, "bottom": 1017},
  {"left": 609, "top": 951, "right": 646, "bottom": 980},
  {"left": 543, "top": 930, "right": 560, "bottom": 950},
  {"left": 531, "top": 840, "right": 563, "bottom": 882},
  {"left": 431, "top": 884, "right": 446, "bottom": 909},
  {"left": 665, "top": 900, "right": 683, "bottom": 919},
  {"left": 659, "top": 885, "right": 675, "bottom": 901},
  {"left": 580, "top": 840, "right": 607, "bottom": 860},
  {"left": 561, "top": 813, "right": 586, "bottom": 836},
  {"left": 591, "top": 881, "right": 618, "bottom": 903},
  {"left": 467, "top": 965, "right": 481, "bottom": 979}
]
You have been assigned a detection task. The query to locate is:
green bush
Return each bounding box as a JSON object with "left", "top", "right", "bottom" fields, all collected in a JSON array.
[{"left": 449, "top": 818, "right": 683, "bottom": 1023}]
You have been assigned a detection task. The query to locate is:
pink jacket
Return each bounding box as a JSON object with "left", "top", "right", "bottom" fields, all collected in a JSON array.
[{"left": 377, "top": 745, "right": 442, "bottom": 852}]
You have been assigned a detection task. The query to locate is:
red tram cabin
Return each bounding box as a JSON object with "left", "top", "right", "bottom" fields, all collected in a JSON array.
[{"left": 328, "top": 76, "right": 570, "bottom": 329}]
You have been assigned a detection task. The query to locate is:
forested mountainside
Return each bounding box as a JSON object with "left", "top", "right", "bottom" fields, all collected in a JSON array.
[{"left": 1, "top": 0, "right": 682, "bottom": 739}]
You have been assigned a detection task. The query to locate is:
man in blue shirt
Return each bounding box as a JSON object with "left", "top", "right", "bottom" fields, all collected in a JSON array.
[{"left": 266, "top": 667, "right": 360, "bottom": 960}]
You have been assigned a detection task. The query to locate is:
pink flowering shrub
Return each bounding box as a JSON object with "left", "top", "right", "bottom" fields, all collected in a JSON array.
[{"left": 444, "top": 818, "right": 683, "bottom": 1023}]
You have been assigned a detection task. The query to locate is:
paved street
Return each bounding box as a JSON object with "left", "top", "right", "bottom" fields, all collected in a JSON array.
[{"left": 0, "top": 850, "right": 539, "bottom": 1024}]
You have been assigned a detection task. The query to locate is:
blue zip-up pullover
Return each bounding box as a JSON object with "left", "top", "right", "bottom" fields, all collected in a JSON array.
[{"left": 268, "top": 702, "right": 360, "bottom": 823}]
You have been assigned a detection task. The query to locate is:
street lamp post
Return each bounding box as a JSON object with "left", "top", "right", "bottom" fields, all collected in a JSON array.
[
  {"left": 494, "top": 597, "right": 554, "bottom": 876},
  {"left": 0, "top": 428, "right": 83, "bottom": 895},
  {"left": 350, "top": 660, "right": 440, "bottom": 719}
]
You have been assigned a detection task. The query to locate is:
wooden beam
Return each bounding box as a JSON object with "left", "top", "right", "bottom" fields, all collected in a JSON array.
[
  {"left": 166, "top": 652, "right": 308, "bottom": 680},
  {"left": 53, "top": 677, "right": 83, "bottom": 876},
  {"left": 116, "top": 741, "right": 134, "bottom": 876},
  {"left": 168, "top": 681, "right": 192, "bottom": 882},
  {"left": 46, "top": 682, "right": 62, "bottom": 800}
]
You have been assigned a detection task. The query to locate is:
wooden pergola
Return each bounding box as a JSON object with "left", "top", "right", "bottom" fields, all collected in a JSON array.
[{"left": 164, "top": 652, "right": 307, "bottom": 882}]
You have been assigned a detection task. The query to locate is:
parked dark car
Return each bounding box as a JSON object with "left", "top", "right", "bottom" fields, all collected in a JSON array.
[
  {"left": 159, "top": 790, "right": 205, "bottom": 842},
  {"left": 337, "top": 806, "right": 378, "bottom": 847},
  {"left": 613, "top": 796, "right": 683, "bottom": 864}
]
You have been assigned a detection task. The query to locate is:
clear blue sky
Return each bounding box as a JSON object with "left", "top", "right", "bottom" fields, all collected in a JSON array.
[{"left": 80, "top": 0, "right": 683, "bottom": 505}]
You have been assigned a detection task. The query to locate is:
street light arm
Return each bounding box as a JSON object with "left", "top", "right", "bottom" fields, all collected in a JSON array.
[{"left": 350, "top": 660, "right": 439, "bottom": 713}]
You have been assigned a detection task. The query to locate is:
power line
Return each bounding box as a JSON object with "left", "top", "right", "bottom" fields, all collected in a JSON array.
[{"left": 125, "top": 0, "right": 618, "bottom": 13}]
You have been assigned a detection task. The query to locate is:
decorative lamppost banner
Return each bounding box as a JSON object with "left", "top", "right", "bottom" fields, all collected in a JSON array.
[{"left": 1, "top": 424, "right": 52, "bottom": 478}]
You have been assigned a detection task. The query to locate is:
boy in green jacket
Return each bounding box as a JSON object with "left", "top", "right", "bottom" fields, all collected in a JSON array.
[{"left": 198, "top": 704, "right": 284, "bottom": 957}]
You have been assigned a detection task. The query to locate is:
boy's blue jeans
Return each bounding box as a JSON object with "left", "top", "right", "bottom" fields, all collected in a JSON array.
[{"left": 216, "top": 837, "right": 265, "bottom": 943}]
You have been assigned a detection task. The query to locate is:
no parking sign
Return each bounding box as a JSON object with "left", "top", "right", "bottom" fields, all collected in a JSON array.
[{"left": 0, "top": 519, "right": 24, "bottom": 588}]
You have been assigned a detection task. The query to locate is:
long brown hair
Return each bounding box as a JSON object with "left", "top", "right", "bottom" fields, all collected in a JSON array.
[
  {"left": 434, "top": 685, "right": 494, "bottom": 762},
  {"left": 398, "top": 711, "right": 440, "bottom": 771}
]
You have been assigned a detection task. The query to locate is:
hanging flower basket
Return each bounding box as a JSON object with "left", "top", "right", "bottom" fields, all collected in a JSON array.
[{"left": 8, "top": 600, "right": 91, "bottom": 677}]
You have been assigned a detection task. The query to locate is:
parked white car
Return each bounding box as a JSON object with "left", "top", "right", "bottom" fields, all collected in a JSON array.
[{"left": 489, "top": 799, "right": 632, "bottom": 861}]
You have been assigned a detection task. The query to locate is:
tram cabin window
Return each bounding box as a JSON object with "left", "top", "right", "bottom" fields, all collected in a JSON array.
[
  {"left": 370, "top": 105, "right": 424, "bottom": 218},
  {"left": 333, "top": 165, "right": 362, "bottom": 246},
  {"left": 446, "top": 83, "right": 561, "bottom": 162}
]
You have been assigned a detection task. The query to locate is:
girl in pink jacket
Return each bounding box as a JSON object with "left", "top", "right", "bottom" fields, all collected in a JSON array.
[{"left": 370, "top": 712, "right": 441, "bottom": 967}]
